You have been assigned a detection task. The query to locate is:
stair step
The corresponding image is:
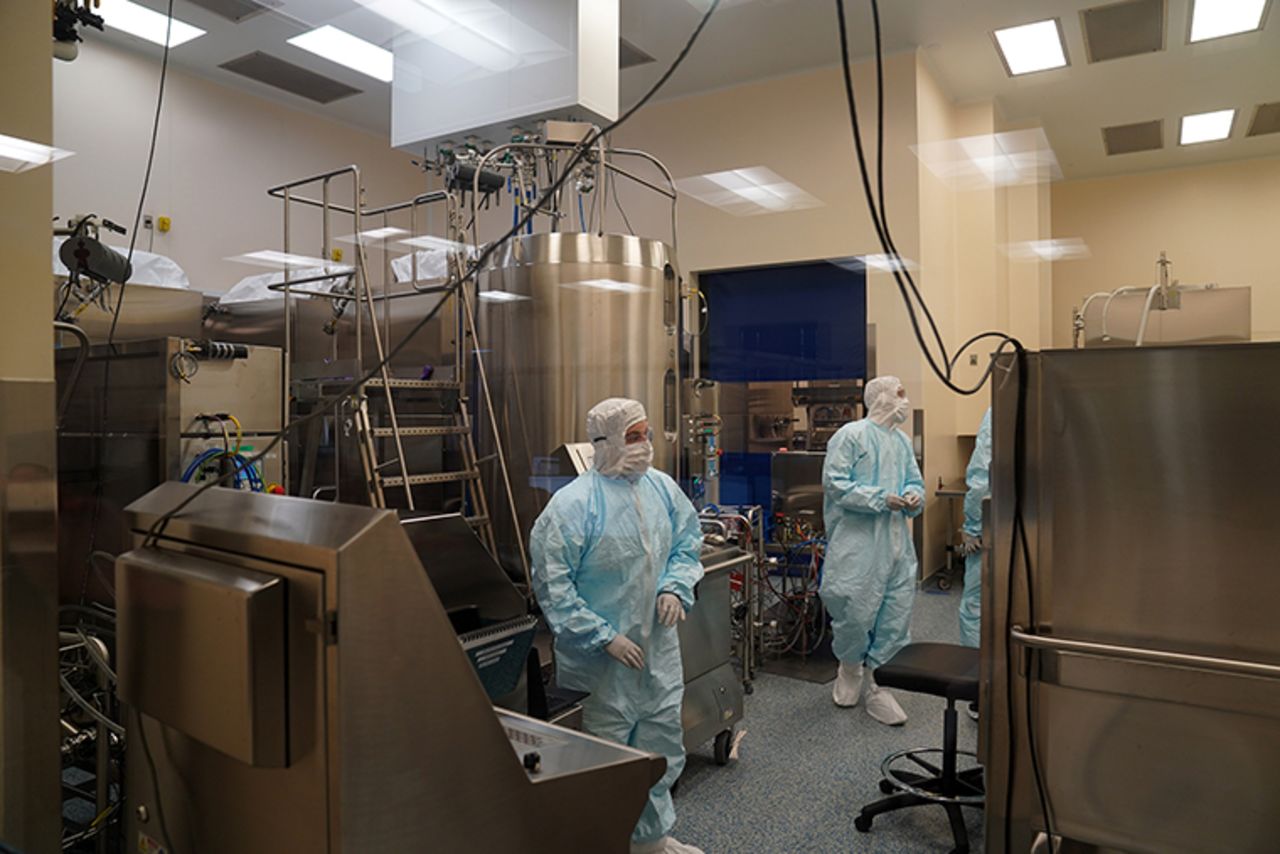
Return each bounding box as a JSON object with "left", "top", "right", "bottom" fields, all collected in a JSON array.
[
  {"left": 380, "top": 470, "right": 480, "bottom": 487},
  {"left": 365, "top": 378, "right": 461, "bottom": 391},
  {"left": 371, "top": 425, "right": 469, "bottom": 438}
]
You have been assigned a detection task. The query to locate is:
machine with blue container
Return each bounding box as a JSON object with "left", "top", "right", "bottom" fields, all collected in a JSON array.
[{"left": 695, "top": 257, "right": 869, "bottom": 513}]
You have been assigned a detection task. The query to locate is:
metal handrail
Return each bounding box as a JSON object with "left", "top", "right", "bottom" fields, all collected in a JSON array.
[
  {"left": 54, "top": 321, "right": 90, "bottom": 427},
  {"left": 1010, "top": 627, "right": 1280, "bottom": 681}
]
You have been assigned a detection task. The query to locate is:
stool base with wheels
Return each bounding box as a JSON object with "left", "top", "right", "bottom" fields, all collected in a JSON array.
[{"left": 853, "top": 643, "right": 984, "bottom": 854}]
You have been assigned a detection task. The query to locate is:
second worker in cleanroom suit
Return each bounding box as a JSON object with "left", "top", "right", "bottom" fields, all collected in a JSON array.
[
  {"left": 530, "top": 398, "right": 705, "bottom": 854},
  {"left": 821, "top": 376, "right": 925, "bottom": 726}
]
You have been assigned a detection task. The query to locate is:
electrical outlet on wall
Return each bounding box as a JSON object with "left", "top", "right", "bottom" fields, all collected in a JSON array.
[{"left": 143, "top": 214, "right": 154, "bottom": 230}]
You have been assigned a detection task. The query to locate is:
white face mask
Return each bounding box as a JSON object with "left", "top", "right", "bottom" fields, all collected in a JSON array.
[
  {"left": 620, "top": 440, "right": 654, "bottom": 481},
  {"left": 891, "top": 396, "right": 911, "bottom": 425}
]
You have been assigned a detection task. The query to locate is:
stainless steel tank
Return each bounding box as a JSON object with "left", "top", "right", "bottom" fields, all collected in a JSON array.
[{"left": 478, "top": 233, "right": 680, "bottom": 575}]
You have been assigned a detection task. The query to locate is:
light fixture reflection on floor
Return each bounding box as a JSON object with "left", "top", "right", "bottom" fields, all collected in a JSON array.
[
  {"left": 399, "top": 234, "right": 477, "bottom": 254},
  {"left": 912, "top": 128, "right": 1063, "bottom": 189},
  {"left": 1004, "top": 238, "right": 1092, "bottom": 262},
  {"left": 228, "top": 250, "right": 355, "bottom": 271},
  {"left": 479, "top": 290, "right": 529, "bottom": 302},
  {"left": 563, "top": 278, "right": 648, "bottom": 294},
  {"left": 338, "top": 227, "right": 411, "bottom": 243},
  {"left": 675, "top": 167, "right": 823, "bottom": 216}
]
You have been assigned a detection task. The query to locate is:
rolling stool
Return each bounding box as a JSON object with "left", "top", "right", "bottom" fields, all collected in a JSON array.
[{"left": 853, "top": 643, "right": 984, "bottom": 854}]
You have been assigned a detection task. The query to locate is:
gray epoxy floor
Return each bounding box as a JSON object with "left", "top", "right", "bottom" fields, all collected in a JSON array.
[{"left": 673, "top": 586, "right": 982, "bottom": 854}]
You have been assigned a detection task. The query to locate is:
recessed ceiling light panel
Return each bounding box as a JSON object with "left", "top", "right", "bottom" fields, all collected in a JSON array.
[
  {"left": 1189, "top": 0, "right": 1269, "bottom": 42},
  {"left": 98, "top": 0, "right": 206, "bottom": 47},
  {"left": 288, "top": 25, "right": 394, "bottom": 83},
  {"left": 992, "top": 19, "right": 1068, "bottom": 76},
  {"left": 0, "top": 134, "right": 74, "bottom": 173},
  {"left": 1180, "top": 109, "right": 1236, "bottom": 144}
]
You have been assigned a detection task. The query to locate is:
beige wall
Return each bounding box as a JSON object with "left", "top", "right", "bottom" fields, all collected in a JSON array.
[
  {"left": 915, "top": 54, "right": 966, "bottom": 573},
  {"left": 912, "top": 58, "right": 1053, "bottom": 573},
  {"left": 611, "top": 52, "right": 924, "bottom": 396},
  {"left": 1051, "top": 156, "right": 1280, "bottom": 347},
  {"left": 607, "top": 51, "right": 1044, "bottom": 574},
  {"left": 53, "top": 40, "right": 426, "bottom": 293},
  {"left": 1, "top": 2, "right": 55, "bottom": 382},
  {"left": 0, "top": 4, "right": 59, "bottom": 849}
]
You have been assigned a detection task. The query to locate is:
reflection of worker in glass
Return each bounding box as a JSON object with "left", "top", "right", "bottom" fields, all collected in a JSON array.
[
  {"left": 821, "top": 376, "right": 925, "bottom": 726},
  {"left": 530, "top": 398, "right": 705, "bottom": 854},
  {"left": 959, "top": 408, "right": 992, "bottom": 648}
]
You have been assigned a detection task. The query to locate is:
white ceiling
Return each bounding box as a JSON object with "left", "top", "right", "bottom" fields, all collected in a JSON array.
[{"left": 87, "top": 0, "right": 1280, "bottom": 180}]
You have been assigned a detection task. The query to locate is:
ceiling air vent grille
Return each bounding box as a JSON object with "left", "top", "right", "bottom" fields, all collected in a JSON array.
[
  {"left": 186, "top": 0, "right": 279, "bottom": 24},
  {"left": 1082, "top": 0, "right": 1166, "bottom": 63},
  {"left": 1102, "top": 120, "right": 1164, "bottom": 155},
  {"left": 219, "top": 52, "right": 362, "bottom": 104},
  {"left": 1247, "top": 102, "right": 1280, "bottom": 137}
]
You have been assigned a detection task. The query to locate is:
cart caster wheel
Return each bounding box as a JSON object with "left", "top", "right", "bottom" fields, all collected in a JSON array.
[
  {"left": 744, "top": 681, "right": 755, "bottom": 696},
  {"left": 879, "top": 779, "right": 896, "bottom": 795},
  {"left": 938, "top": 576, "right": 952, "bottom": 591},
  {"left": 854, "top": 814, "right": 873, "bottom": 833},
  {"left": 714, "top": 729, "right": 734, "bottom": 766}
]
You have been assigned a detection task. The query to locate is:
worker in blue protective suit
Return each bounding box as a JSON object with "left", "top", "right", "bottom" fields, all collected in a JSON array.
[
  {"left": 821, "top": 376, "right": 925, "bottom": 726},
  {"left": 959, "top": 408, "right": 992, "bottom": 649},
  {"left": 530, "top": 398, "right": 705, "bottom": 854}
]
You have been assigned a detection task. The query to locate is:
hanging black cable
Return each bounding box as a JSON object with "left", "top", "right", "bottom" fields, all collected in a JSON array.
[
  {"left": 835, "top": 2, "right": 1056, "bottom": 849},
  {"left": 78, "top": 0, "right": 177, "bottom": 604}
]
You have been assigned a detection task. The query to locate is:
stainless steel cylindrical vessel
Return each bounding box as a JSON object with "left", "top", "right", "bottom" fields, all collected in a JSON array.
[{"left": 478, "top": 233, "right": 680, "bottom": 575}]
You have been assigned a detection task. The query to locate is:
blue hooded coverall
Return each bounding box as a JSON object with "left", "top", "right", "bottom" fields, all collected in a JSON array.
[{"left": 531, "top": 466, "right": 703, "bottom": 843}]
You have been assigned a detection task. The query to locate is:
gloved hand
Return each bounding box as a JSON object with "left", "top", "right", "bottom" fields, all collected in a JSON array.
[
  {"left": 904, "top": 492, "right": 922, "bottom": 511},
  {"left": 656, "top": 592, "right": 686, "bottom": 628},
  {"left": 885, "top": 494, "right": 909, "bottom": 511},
  {"left": 961, "top": 533, "right": 983, "bottom": 556},
  {"left": 605, "top": 635, "right": 645, "bottom": 670}
]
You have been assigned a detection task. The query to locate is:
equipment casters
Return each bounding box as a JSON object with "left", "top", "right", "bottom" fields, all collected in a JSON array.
[{"left": 713, "top": 728, "right": 734, "bottom": 766}]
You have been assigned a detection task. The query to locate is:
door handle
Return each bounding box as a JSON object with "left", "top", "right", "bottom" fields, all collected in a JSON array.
[{"left": 1010, "top": 627, "right": 1280, "bottom": 681}]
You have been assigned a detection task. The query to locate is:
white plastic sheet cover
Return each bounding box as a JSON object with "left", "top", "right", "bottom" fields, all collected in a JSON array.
[
  {"left": 217, "top": 269, "right": 351, "bottom": 304},
  {"left": 53, "top": 237, "right": 191, "bottom": 289},
  {"left": 390, "top": 249, "right": 454, "bottom": 285}
]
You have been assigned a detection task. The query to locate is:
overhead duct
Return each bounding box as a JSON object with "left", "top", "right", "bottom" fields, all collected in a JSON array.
[{"left": 388, "top": 0, "right": 619, "bottom": 153}]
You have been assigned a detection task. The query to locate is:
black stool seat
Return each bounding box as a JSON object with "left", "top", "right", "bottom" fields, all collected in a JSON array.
[
  {"left": 873, "top": 643, "right": 979, "bottom": 704},
  {"left": 855, "top": 643, "right": 984, "bottom": 854}
]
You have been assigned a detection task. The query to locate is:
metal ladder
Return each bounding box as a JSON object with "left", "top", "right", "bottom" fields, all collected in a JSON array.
[{"left": 351, "top": 375, "right": 498, "bottom": 554}]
